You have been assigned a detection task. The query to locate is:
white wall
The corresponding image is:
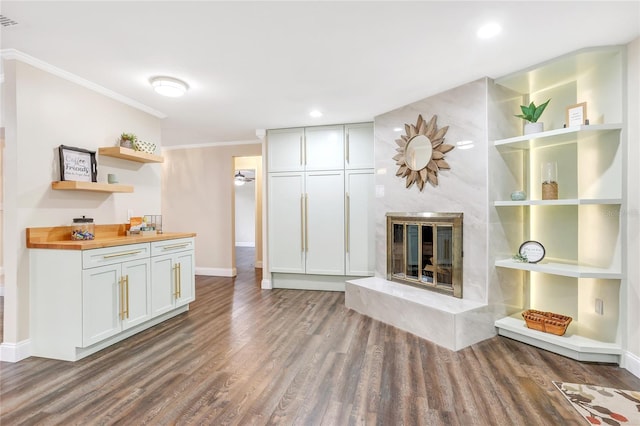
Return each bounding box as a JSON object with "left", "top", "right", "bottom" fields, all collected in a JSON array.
[
  {"left": 234, "top": 179, "right": 256, "bottom": 246},
  {"left": 1, "top": 58, "right": 162, "bottom": 348}
]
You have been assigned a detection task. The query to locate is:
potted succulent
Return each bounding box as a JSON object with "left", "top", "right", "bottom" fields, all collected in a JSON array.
[
  {"left": 119, "top": 132, "right": 137, "bottom": 149},
  {"left": 516, "top": 99, "right": 551, "bottom": 135}
]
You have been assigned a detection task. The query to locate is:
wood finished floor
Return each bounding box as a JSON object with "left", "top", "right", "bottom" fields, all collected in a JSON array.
[{"left": 2, "top": 247, "right": 640, "bottom": 425}]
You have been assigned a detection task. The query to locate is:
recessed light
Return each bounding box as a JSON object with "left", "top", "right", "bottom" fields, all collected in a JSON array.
[
  {"left": 393, "top": 127, "right": 403, "bottom": 132},
  {"left": 477, "top": 22, "right": 501, "bottom": 39},
  {"left": 456, "top": 140, "right": 475, "bottom": 150},
  {"left": 150, "top": 76, "right": 189, "bottom": 97},
  {"left": 309, "top": 110, "right": 323, "bottom": 118}
]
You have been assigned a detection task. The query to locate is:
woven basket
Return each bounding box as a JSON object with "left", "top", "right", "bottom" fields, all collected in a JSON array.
[
  {"left": 133, "top": 140, "right": 156, "bottom": 155},
  {"left": 522, "top": 309, "right": 572, "bottom": 336}
]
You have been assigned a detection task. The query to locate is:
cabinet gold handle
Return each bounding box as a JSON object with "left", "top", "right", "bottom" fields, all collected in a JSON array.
[
  {"left": 119, "top": 276, "right": 125, "bottom": 320},
  {"left": 162, "top": 243, "right": 189, "bottom": 251},
  {"left": 177, "top": 263, "right": 182, "bottom": 298},
  {"left": 303, "top": 135, "right": 307, "bottom": 166},
  {"left": 346, "top": 193, "right": 350, "bottom": 253},
  {"left": 346, "top": 131, "right": 350, "bottom": 164},
  {"left": 305, "top": 194, "right": 309, "bottom": 252},
  {"left": 103, "top": 250, "right": 142, "bottom": 259},
  {"left": 300, "top": 195, "right": 305, "bottom": 251},
  {"left": 300, "top": 135, "right": 303, "bottom": 166},
  {"left": 173, "top": 264, "right": 179, "bottom": 298},
  {"left": 125, "top": 275, "right": 130, "bottom": 319}
]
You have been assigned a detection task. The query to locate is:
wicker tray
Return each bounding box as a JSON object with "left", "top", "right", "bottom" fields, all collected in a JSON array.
[{"left": 522, "top": 309, "right": 572, "bottom": 336}]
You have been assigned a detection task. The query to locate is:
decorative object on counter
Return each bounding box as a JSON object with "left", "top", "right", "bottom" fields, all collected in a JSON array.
[
  {"left": 510, "top": 190, "right": 526, "bottom": 201},
  {"left": 519, "top": 240, "right": 545, "bottom": 263},
  {"left": 541, "top": 161, "right": 558, "bottom": 200},
  {"left": 119, "top": 132, "right": 137, "bottom": 149},
  {"left": 143, "top": 215, "right": 163, "bottom": 234},
  {"left": 522, "top": 309, "right": 572, "bottom": 336},
  {"left": 512, "top": 252, "right": 528, "bottom": 263},
  {"left": 127, "top": 216, "right": 144, "bottom": 235},
  {"left": 133, "top": 140, "right": 157, "bottom": 155},
  {"left": 516, "top": 98, "right": 551, "bottom": 135},
  {"left": 107, "top": 173, "right": 118, "bottom": 184},
  {"left": 59, "top": 145, "right": 97, "bottom": 182},
  {"left": 393, "top": 114, "right": 454, "bottom": 191},
  {"left": 71, "top": 216, "right": 95, "bottom": 240},
  {"left": 566, "top": 102, "right": 588, "bottom": 127}
]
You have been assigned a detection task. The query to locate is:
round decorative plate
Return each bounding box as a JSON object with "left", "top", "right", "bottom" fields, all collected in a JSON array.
[{"left": 519, "top": 240, "right": 545, "bottom": 263}]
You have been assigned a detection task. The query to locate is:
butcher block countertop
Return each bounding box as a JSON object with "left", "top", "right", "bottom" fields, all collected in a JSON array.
[{"left": 26, "top": 224, "right": 196, "bottom": 250}]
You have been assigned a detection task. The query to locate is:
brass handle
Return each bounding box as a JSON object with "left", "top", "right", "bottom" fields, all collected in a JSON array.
[
  {"left": 305, "top": 194, "right": 309, "bottom": 252},
  {"left": 161, "top": 243, "right": 189, "bottom": 250},
  {"left": 301, "top": 195, "right": 305, "bottom": 251},
  {"left": 173, "top": 264, "right": 179, "bottom": 298},
  {"left": 103, "top": 250, "right": 142, "bottom": 259},
  {"left": 177, "top": 263, "right": 182, "bottom": 298},
  {"left": 346, "top": 193, "right": 350, "bottom": 253},
  {"left": 345, "top": 131, "right": 350, "bottom": 164},
  {"left": 125, "top": 275, "right": 130, "bottom": 319},
  {"left": 300, "top": 135, "right": 303, "bottom": 166},
  {"left": 119, "top": 276, "right": 125, "bottom": 320},
  {"left": 303, "top": 135, "right": 307, "bottom": 166}
]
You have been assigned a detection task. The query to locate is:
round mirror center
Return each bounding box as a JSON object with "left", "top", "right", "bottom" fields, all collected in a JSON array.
[{"left": 405, "top": 135, "right": 433, "bottom": 171}]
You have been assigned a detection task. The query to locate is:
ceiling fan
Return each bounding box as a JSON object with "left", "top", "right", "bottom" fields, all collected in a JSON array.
[{"left": 234, "top": 170, "right": 255, "bottom": 186}]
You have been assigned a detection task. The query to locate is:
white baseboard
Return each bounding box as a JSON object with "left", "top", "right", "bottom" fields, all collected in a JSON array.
[
  {"left": 624, "top": 351, "right": 640, "bottom": 378},
  {"left": 195, "top": 267, "right": 237, "bottom": 277},
  {"left": 0, "top": 339, "right": 31, "bottom": 363},
  {"left": 235, "top": 242, "right": 255, "bottom": 247},
  {"left": 261, "top": 278, "right": 272, "bottom": 289},
  {"left": 255, "top": 261, "right": 263, "bottom": 268}
]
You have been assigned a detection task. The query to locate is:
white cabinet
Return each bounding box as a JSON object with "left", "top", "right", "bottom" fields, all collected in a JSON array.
[
  {"left": 267, "top": 125, "right": 344, "bottom": 172},
  {"left": 490, "top": 46, "right": 625, "bottom": 364},
  {"left": 268, "top": 172, "right": 305, "bottom": 273},
  {"left": 151, "top": 238, "right": 195, "bottom": 316},
  {"left": 267, "top": 128, "right": 304, "bottom": 173},
  {"left": 346, "top": 170, "right": 375, "bottom": 276},
  {"left": 29, "top": 237, "right": 196, "bottom": 361},
  {"left": 345, "top": 123, "right": 375, "bottom": 170}
]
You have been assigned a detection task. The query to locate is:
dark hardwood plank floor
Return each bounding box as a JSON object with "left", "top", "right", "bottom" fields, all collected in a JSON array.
[{"left": 2, "top": 247, "right": 640, "bottom": 425}]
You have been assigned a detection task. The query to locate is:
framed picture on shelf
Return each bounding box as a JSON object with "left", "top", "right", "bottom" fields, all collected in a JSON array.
[
  {"left": 58, "top": 145, "right": 97, "bottom": 182},
  {"left": 566, "top": 102, "right": 588, "bottom": 127},
  {"left": 519, "top": 240, "right": 546, "bottom": 263}
]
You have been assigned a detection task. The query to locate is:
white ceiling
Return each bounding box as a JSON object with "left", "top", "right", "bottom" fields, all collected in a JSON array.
[{"left": 1, "top": 1, "right": 639, "bottom": 147}]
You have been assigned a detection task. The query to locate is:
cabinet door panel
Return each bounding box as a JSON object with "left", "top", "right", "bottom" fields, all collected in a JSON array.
[
  {"left": 151, "top": 255, "right": 175, "bottom": 316},
  {"left": 305, "top": 171, "right": 345, "bottom": 275},
  {"left": 267, "top": 128, "right": 304, "bottom": 172},
  {"left": 175, "top": 251, "right": 195, "bottom": 307},
  {"left": 82, "top": 264, "right": 121, "bottom": 347},
  {"left": 122, "top": 259, "right": 151, "bottom": 330},
  {"left": 305, "top": 125, "right": 344, "bottom": 171},
  {"left": 346, "top": 170, "right": 375, "bottom": 276},
  {"left": 345, "top": 123, "right": 374, "bottom": 169},
  {"left": 268, "top": 172, "right": 305, "bottom": 273}
]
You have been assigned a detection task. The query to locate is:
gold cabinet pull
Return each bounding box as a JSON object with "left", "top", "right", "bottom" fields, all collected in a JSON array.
[
  {"left": 346, "top": 193, "right": 350, "bottom": 253},
  {"left": 303, "top": 135, "right": 307, "bottom": 165},
  {"left": 177, "top": 263, "right": 182, "bottom": 298},
  {"left": 103, "top": 250, "right": 142, "bottom": 259},
  {"left": 305, "top": 194, "right": 309, "bottom": 252},
  {"left": 119, "top": 276, "right": 125, "bottom": 320},
  {"left": 173, "top": 264, "right": 179, "bottom": 298},
  {"left": 125, "top": 275, "right": 130, "bottom": 319},
  {"left": 345, "top": 131, "right": 350, "bottom": 164},
  {"left": 299, "top": 135, "right": 303, "bottom": 166},
  {"left": 161, "top": 243, "right": 189, "bottom": 251},
  {"left": 300, "top": 194, "right": 305, "bottom": 251}
]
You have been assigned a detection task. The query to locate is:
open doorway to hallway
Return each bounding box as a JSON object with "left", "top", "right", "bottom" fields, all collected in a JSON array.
[{"left": 233, "top": 155, "right": 263, "bottom": 275}]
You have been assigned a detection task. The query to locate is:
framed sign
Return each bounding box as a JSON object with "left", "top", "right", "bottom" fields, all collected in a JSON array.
[
  {"left": 566, "top": 102, "right": 587, "bottom": 127},
  {"left": 59, "top": 145, "right": 97, "bottom": 182},
  {"left": 519, "top": 240, "right": 546, "bottom": 263}
]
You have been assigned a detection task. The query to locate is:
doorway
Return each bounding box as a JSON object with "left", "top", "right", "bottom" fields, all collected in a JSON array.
[{"left": 233, "top": 156, "right": 262, "bottom": 276}]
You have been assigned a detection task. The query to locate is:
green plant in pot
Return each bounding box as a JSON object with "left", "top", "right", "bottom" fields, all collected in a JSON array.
[
  {"left": 120, "top": 132, "right": 137, "bottom": 149},
  {"left": 516, "top": 99, "right": 550, "bottom": 135}
]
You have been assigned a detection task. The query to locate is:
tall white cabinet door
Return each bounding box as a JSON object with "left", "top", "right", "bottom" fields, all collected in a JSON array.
[
  {"left": 304, "top": 125, "right": 344, "bottom": 171},
  {"left": 82, "top": 264, "right": 122, "bottom": 347},
  {"left": 345, "top": 123, "right": 374, "bottom": 170},
  {"left": 121, "top": 259, "right": 151, "bottom": 330},
  {"left": 305, "top": 171, "right": 345, "bottom": 275},
  {"left": 175, "top": 251, "right": 195, "bottom": 307},
  {"left": 346, "top": 170, "right": 375, "bottom": 276},
  {"left": 151, "top": 254, "right": 175, "bottom": 316},
  {"left": 267, "top": 128, "right": 305, "bottom": 172},
  {"left": 269, "top": 172, "right": 306, "bottom": 273}
]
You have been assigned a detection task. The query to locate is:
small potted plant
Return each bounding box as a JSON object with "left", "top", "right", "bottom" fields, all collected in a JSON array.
[
  {"left": 516, "top": 99, "right": 550, "bottom": 135},
  {"left": 119, "top": 132, "right": 137, "bottom": 149}
]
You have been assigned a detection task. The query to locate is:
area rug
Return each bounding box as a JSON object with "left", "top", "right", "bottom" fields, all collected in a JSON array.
[{"left": 554, "top": 382, "right": 640, "bottom": 425}]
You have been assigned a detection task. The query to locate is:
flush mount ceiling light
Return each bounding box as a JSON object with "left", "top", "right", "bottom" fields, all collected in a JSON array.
[
  {"left": 309, "top": 110, "right": 323, "bottom": 118},
  {"left": 477, "top": 22, "right": 502, "bottom": 39},
  {"left": 150, "top": 76, "right": 189, "bottom": 97}
]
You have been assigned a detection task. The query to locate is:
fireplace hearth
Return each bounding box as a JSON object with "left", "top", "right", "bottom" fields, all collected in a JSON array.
[{"left": 386, "top": 212, "right": 463, "bottom": 298}]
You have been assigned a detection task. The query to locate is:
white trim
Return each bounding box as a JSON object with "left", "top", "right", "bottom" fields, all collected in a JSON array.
[
  {"left": 261, "top": 278, "right": 272, "bottom": 289},
  {"left": 255, "top": 260, "right": 263, "bottom": 268},
  {"left": 235, "top": 242, "right": 255, "bottom": 247},
  {"left": 195, "top": 267, "right": 237, "bottom": 277},
  {"left": 0, "top": 49, "right": 166, "bottom": 119},
  {"left": 0, "top": 340, "right": 31, "bottom": 363},
  {"left": 624, "top": 351, "right": 640, "bottom": 378},
  {"left": 161, "top": 139, "right": 261, "bottom": 151}
]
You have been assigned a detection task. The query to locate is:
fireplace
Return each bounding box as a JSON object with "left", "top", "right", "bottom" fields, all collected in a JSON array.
[{"left": 386, "top": 212, "right": 463, "bottom": 298}]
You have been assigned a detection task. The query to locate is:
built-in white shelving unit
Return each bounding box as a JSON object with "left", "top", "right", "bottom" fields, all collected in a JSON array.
[{"left": 491, "top": 46, "right": 626, "bottom": 364}]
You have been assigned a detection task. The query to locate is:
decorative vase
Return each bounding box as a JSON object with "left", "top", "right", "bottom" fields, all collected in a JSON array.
[
  {"left": 120, "top": 139, "right": 133, "bottom": 149},
  {"left": 524, "top": 122, "right": 544, "bottom": 135},
  {"left": 541, "top": 161, "right": 558, "bottom": 200}
]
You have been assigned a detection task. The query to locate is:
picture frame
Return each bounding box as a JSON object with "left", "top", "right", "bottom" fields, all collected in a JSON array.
[
  {"left": 566, "top": 102, "right": 588, "bottom": 127},
  {"left": 519, "top": 240, "right": 546, "bottom": 264},
  {"left": 59, "top": 145, "right": 97, "bottom": 182}
]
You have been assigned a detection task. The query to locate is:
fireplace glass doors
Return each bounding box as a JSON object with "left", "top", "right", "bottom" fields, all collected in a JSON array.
[{"left": 387, "top": 213, "right": 463, "bottom": 298}]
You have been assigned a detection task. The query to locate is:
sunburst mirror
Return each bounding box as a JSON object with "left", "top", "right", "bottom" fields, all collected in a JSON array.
[{"left": 393, "top": 114, "right": 454, "bottom": 191}]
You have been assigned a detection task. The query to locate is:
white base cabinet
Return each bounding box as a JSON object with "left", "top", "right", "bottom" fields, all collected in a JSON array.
[{"left": 30, "top": 238, "right": 195, "bottom": 361}]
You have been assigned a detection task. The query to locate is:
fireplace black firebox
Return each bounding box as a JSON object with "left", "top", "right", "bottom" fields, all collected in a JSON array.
[{"left": 386, "top": 212, "right": 463, "bottom": 298}]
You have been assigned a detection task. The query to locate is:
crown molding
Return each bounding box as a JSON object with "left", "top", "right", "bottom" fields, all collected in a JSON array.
[
  {"left": 0, "top": 48, "right": 167, "bottom": 119},
  {"left": 161, "top": 139, "right": 262, "bottom": 151}
]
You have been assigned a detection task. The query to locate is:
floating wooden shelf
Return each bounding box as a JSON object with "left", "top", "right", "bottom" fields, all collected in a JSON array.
[
  {"left": 52, "top": 181, "right": 134, "bottom": 193},
  {"left": 98, "top": 146, "right": 163, "bottom": 163}
]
